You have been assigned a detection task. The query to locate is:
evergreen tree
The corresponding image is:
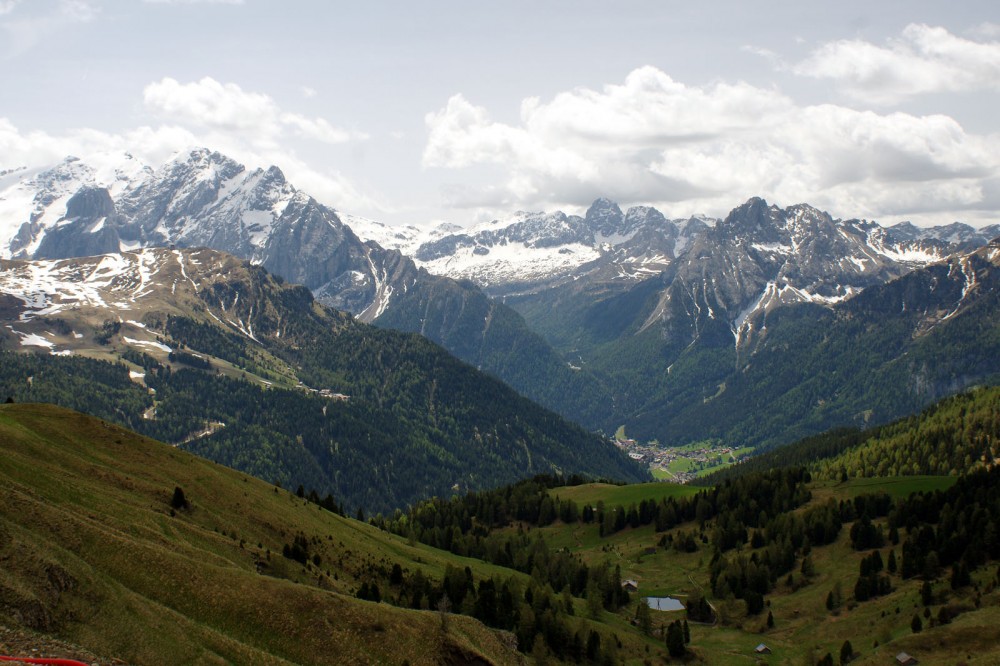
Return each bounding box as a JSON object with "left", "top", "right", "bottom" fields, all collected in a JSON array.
[
  {"left": 635, "top": 600, "right": 652, "bottom": 636},
  {"left": 585, "top": 630, "right": 601, "bottom": 661},
  {"left": 911, "top": 614, "right": 923, "bottom": 633},
  {"left": 800, "top": 555, "right": 816, "bottom": 578},
  {"left": 666, "top": 621, "right": 685, "bottom": 657},
  {"left": 170, "top": 486, "right": 189, "bottom": 510},
  {"left": 839, "top": 640, "right": 853, "bottom": 665}
]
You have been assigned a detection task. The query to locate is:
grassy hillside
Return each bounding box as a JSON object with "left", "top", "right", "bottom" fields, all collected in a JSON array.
[
  {"left": 0, "top": 403, "right": 524, "bottom": 665},
  {"left": 6, "top": 389, "right": 1000, "bottom": 665}
]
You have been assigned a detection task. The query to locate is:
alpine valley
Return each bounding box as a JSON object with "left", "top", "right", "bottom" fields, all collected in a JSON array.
[{"left": 2, "top": 148, "right": 1000, "bottom": 666}]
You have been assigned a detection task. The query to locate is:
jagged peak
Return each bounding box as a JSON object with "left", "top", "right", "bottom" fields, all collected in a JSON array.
[
  {"left": 586, "top": 197, "right": 623, "bottom": 217},
  {"left": 263, "top": 164, "right": 287, "bottom": 183},
  {"left": 721, "top": 196, "right": 776, "bottom": 231},
  {"left": 163, "top": 147, "right": 245, "bottom": 178},
  {"left": 34, "top": 155, "right": 93, "bottom": 180},
  {"left": 890, "top": 221, "right": 920, "bottom": 233}
]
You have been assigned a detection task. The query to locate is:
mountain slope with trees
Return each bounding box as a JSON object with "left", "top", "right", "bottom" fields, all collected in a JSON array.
[
  {"left": 594, "top": 238, "right": 1000, "bottom": 450},
  {"left": 0, "top": 248, "right": 647, "bottom": 513}
]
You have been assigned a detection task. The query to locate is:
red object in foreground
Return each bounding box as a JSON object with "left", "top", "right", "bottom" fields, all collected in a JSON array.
[{"left": 0, "top": 658, "right": 91, "bottom": 665}]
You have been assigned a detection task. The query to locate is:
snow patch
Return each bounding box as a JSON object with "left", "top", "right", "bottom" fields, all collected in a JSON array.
[
  {"left": 15, "top": 331, "right": 55, "bottom": 348},
  {"left": 123, "top": 336, "right": 172, "bottom": 353}
]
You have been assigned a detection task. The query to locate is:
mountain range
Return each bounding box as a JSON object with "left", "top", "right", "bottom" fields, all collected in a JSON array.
[
  {"left": 2, "top": 148, "right": 998, "bottom": 457},
  {"left": 0, "top": 150, "right": 608, "bottom": 427}
]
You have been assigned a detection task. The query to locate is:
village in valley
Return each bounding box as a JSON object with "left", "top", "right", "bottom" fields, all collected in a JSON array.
[{"left": 613, "top": 427, "right": 753, "bottom": 482}]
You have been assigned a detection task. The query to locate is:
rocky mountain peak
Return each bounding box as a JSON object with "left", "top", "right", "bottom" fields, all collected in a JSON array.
[
  {"left": 623, "top": 205, "right": 668, "bottom": 231},
  {"left": 887, "top": 221, "right": 922, "bottom": 240},
  {"left": 720, "top": 196, "right": 777, "bottom": 233},
  {"left": 585, "top": 197, "right": 625, "bottom": 236}
]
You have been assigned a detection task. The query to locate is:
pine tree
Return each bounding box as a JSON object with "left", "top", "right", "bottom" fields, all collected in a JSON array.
[
  {"left": 911, "top": 614, "right": 923, "bottom": 633},
  {"left": 767, "top": 610, "right": 774, "bottom": 628},
  {"left": 635, "top": 599, "right": 652, "bottom": 636},
  {"left": 170, "top": 486, "right": 189, "bottom": 510},
  {"left": 839, "top": 639, "right": 853, "bottom": 664},
  {"left": 666, "top": 621, "right": 685, "bottom": 657}
]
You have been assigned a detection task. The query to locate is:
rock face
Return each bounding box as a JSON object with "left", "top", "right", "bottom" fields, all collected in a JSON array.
[{"left": 35, "top": 187, "right": 123, "bottom": 260}]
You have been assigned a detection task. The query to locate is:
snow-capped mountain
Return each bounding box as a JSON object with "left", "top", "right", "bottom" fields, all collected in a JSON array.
[
  {"left": 356, "top": 197, "right": 715, "bottom": 294},
  {"left": 0, "top": 153, "right": 150, "bottom": 259},
  {"left": 0, "top": 149, "right": 607, "bottom": 428},
  {"left": 450, "top": 197, "right": 989, "bottom": 354},
  {"left": 0, "top": 149, "right": 420, "bottom": 319},
  {"left": 886, "top": 220, "right": 1000, "bottom": 248},
  {"left": 355, "top": 195, "right": 994, "bottom": 345},
  {"left": 636, "top": 197, "right": 968, "bottom": 349}
]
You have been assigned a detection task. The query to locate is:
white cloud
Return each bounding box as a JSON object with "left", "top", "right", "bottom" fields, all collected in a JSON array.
[
  {"left": 0, "top": 1, "right": 22, "bottom": 15},
  {"left": 793, "top": 24, "right": 1000, "bottom": 104},
  {"left": 0, "top": 115, "right": 381, "bottom": 214},
  {"left": 143, "top": 77, "right": 366, "bottom": 145},
  {"left": 301, "top": 86, "right": 317, "bottom": 99},
  {"left": 423, "top": 65, "right": 1000, "bottom": 225},
  {"left": 0, "top": 76, "right": 379, "bottom": 212}
]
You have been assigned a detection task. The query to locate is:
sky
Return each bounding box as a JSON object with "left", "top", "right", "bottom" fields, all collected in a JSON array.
[{"left": 1, "top": 0, "right": 998, "bottom": 228}]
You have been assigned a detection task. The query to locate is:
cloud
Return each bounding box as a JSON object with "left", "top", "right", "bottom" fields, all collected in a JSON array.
[
  {"left": 143, "top": 77, "right": 366, "bottom": 145},
  {"left": 0, "top": 115, "right": 382, "bottom": 214},
  {"left": 423, "top": 65, "right": 1000, "bottom": 225},
  {"left": 0, "top": 1, "right": 22, "bottom": 15},
  {"left": 793, "top": 24, "right": 1000, "bottom": 104},
  {"left": 1, "top": 77, "right": 378, "bottom": 213},
  {"left": 301, "top": 86, "right": 317, "bottom": 99}
]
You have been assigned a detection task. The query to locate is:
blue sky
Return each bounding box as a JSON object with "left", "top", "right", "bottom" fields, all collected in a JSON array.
[{"left": 1, "top": 0, "right": 998, "bottom": 227}]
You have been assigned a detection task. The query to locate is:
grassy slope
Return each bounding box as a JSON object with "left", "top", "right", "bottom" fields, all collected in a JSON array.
[
  {"left": 550, "top": 481, "right": 700, "bottom": 510},
  {"left": 0, "top": 403, "right": 523, "bottom": 666},
  {"left": 532, "top": 477, "right": 999, "bottom": 665}
]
